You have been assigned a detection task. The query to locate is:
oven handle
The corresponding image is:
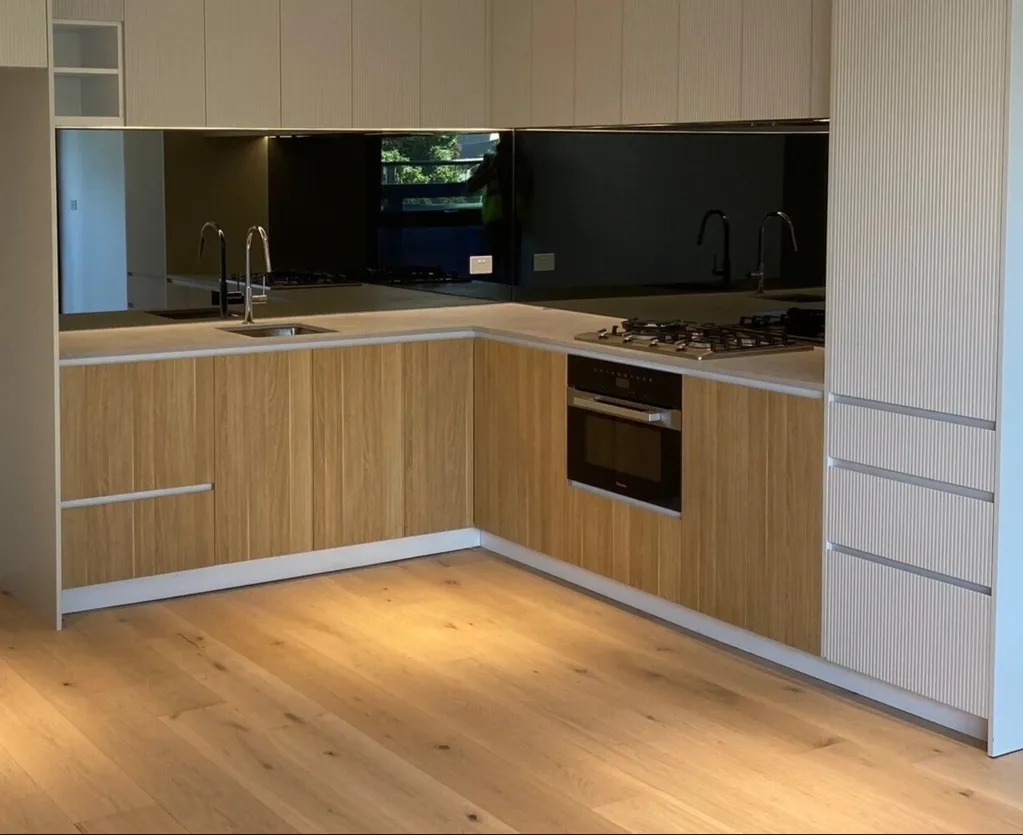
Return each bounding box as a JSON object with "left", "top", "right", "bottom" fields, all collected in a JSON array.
[{"left": 568, "top": 388, "right": 681, "bottom": 430}]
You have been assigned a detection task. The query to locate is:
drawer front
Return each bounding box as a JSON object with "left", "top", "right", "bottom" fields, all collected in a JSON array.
[
  {"left": 828, "top": 402, "right": 995, "bottom": 492},
  {"left": 822, "top": 549, "right": 992, "bottom": 717},
  {"left": 828, "top": 467, "right": 994, "bottom": 587}
]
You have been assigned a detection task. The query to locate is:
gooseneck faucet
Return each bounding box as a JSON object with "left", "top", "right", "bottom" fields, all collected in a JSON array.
[
  {"left": 198, "top": 221, "right": 233, "bottom": 318},
  {"left": 696, "top": 209, "right": 732, "bottom": 289},
  {"left": 244, "top": 225, "right": 271, "bottom": 324},
  {"left": 749, "top": 210, "right": 799, "bottom": 295}
]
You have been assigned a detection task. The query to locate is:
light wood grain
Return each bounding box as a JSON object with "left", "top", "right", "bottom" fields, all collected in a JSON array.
[
  {"left": 311, "top": 347, "right": 345, "bottom": 549},
  {"left": 3, "top": 551, "right": 1020, "bottom": 832},
  {"left": 214, "top": 351, "right": 313, "bottom": 564},
  {"left": 132, "top": 358, "right": 214, "bottom": 491},
  {"left": 134, "top": 492, "right": 216, "bottom": 579},
  {"left": 60, "top": 365, "right": 135, "bottom": 501},
  {"left": 341, "top": 344, "right": 405, "bottom": 545},
  {"left": 402, "top": 339, "right": 473, "bottom": 536},
  {"left": 61, "top": 503, "right": 134, "bottom": 590}
]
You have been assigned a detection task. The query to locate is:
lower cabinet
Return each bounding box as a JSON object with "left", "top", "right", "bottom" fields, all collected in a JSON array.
[
  {"left": 313, "top": 339, "right": 474, "bottom": 549},
  {"left": 473, "top": 341, "right": 824, "bottom": 656},
  {"left": 61, "top": 492, "right": 215, "bottom": 589},
  {"left": 214, "top": 350, "right": 314, "bottom": 563}
]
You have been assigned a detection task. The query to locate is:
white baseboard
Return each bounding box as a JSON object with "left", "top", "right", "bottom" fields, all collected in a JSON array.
[
  {"left": 482, "top": 532, "right": 988, "bottom": 742},
  {"left": 61, "top": 529, "right": 481, "bottom": 615}
]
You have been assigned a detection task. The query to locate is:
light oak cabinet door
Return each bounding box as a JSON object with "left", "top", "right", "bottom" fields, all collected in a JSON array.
[
  {"left": 685, "top": 377, "right": 823, "bottom": 655},
  {"left": 474, "top": 339, "right": 567, "bottom": 557},
  {"left": 205, "top": 0, "right": 281, "bottom": 128},
  {"left": 0, "top": 0, "right": 47, "bottom": 67},
  {"left": 741, "top": 0, "right": 813, "bottom": 120},
  {"left": 679, "top": 0, "right": 742, "bottom": 122},
  {"left": 60, "top": 358, "right": 214, "bottom": 501},
  {"left": 574, "top": 0, "right": 623, "bottom": 126},
  {"left": 621, "top": 0, "right": 680, "bottom": 124},
  {"left": 421, "top": 0, "right": 488, "bottom": 128},
  {"left": 312, "top": 344, "right": 404, "bottom": 548},
  {"left": 124, "top": 0, "right": 206, "bottom": 126},
  {"left": 214, "top": 351, "right": 313, "bottom": 563},
  {"left": 352, "top": 0, "right": 420, "bottom": 128},
  {"left": 403, "top": 340, "right": 474, "bottom": 536},
  {"left": 280, "top": 0, "right": 352, "bottom": 129},
  {"left": 62, "top": 492, "right": 215, "bottom": 589}
]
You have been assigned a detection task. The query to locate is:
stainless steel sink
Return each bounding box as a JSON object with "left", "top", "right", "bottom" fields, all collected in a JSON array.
[{"left": 222, "top": 323, "right": 336, "bottom": 338}]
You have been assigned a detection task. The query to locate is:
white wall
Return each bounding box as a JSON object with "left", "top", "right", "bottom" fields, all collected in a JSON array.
[
  {"left": 0, "top": 67, "right": 61, "bottom": 628},
  {"left": 57, "top": 129, "right": 127, "bottom": 313},
  {"left": 123, "top": 130, "right": 167, "bottom": 309}
]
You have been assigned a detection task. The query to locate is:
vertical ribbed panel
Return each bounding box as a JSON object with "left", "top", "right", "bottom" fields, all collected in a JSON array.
[
  {"left": 828, "top": 467, "right": 994, "bottom": 586},
  {"left": 574, "top": 0, "right": 623, "bottom": 126},
  {"left": 823, "top": 550, "right": 992, "bottom": 717},
  {"left": 0, "top": 0, "right": 47, "bottom": 67},
  {"left": 679, "top": 0, "right": 741, "bottom": 122},
  {"left": 491, "top": 0, "right": 531, "bottom": 125},
  {"left": 204, "top": 0, "right": 281, "bottom": 128},
  {"left": 531, "top": 0, "right": 576, "bottom": 126},
  {"left": 809, "top": 0, "right": 830, "bottom": 117},
  {"left": 352, "top": 0, "right": 421, "bottom": 128},
  {"left": 124, "top": 0, "right": 206, "bottom": 127},
  {"left": 280, "top": 0, "right": 353, "bottom": 129},
  {"left": 54, "top": 0, "right": 122, "bottom": 21},
  {"left": 740, "top": 0, "right": 812, "bottom": 119},
  {"left": 621, "top": 0, "right": 679, "bottom": 123},
  {"left": 829, "top": 402, "right": 997, "bottom": 492},
  {"left": 422, "top": 0, "right": 488, "bottom": 127},
  {"left": 827, "top": 0, "right": 1008, "bottom": 421}
]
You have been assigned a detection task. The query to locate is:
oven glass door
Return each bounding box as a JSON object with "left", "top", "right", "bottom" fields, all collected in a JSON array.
[{"left": 567, "top": 395, "right": 681, "bottom": 512}]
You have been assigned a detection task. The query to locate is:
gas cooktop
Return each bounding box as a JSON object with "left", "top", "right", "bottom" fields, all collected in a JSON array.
[{"left": 574, "top": 317, "right": 815, "bottom": 360}]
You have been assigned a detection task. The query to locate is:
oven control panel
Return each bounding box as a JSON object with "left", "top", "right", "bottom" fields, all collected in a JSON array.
[{"left": 567, "top": 355, "right": 682, "bottom": 409}]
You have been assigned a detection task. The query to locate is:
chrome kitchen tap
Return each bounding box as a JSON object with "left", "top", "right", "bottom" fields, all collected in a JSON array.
[
  {"left": 198, "top": 221, "right": 240, "bottom": 319},
  {"left": 696, "top": 209, "right": 732, "bottom": 289},
  {"left": 749, "top": 210, "right": 798, "bottom": 295},
  {"left": 243, "top": 225, "right": 271, "bottom": 324}
]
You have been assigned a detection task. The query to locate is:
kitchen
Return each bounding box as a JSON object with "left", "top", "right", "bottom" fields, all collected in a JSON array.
[{"left": 2, "top": 1, "right": 1023, "bottom": 832}]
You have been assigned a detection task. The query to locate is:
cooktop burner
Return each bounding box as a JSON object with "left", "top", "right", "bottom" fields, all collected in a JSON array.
[
  {"left": 739, "top": 307, "right": 825, "bottom": 345},
  {"left": 574, "top": 317, "right": 815, "bottom": 360}
]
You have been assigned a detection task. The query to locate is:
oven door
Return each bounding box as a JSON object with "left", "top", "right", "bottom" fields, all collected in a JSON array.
[{"left": 566, "top": 387, "right": 682, "bottom": 512}]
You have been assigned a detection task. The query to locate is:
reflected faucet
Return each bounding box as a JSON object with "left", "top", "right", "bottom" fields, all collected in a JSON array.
[
  {"left": 198, "top": 221, "right": 238, "bottom": 318},
  {"left": 696, "top": 209, "right": 731, "bottom": 289},
  {"left": 749, "top": 211, "right": 799, "bottom": 295},
  {"left": 244, "top": 226, "right": 271, "bottom": 324}
]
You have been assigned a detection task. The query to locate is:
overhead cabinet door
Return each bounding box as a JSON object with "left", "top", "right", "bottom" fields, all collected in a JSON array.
[
  {"left": 124, "top": 0, "right": 206, "bottom": 126},
  {"left": 741, "top": 0, "right": 813, "bottom": 120},
  {"left": 621, "top": 0, "right": 680, "bottom": 124},
  {"left": 352, "top": 0, "right": 420, "bottom": 128},
  {"left": 531, "top": 0, "right": 575, "bottom": 126},
  {"left": 574, "top": 0, "right": 623, "bottom": 126},
  {"left": 281, "top": 0, "right": 353, "bottom": 129},
  {"left": 0, "top": 0, "right": 47, "bottom": 67},
  {"left": 205, "top": 0, "right": 282, "bottom": 128},
  {"left": 679, "top": 0, "right": 742, "bottom": 122},
  {"left": 421, "top": 0, "right": 488, "bottom": 128}
]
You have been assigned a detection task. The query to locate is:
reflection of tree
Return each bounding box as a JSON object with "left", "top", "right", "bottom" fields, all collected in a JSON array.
[{"left": 381, "top": 134, "right": 466, "bottom": 185}]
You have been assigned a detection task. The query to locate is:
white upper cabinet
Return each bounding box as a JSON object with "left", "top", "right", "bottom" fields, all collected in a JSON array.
[
  {"left": 0, "top": 0, "right": 48, "bottom": 67},
  {"left": 575, "top": 0, "right": 623, "bottom": 126},
  {"left": 531, "top": 0, "right": 575, "bottom": 126},
  {"left": 205, "top": 0, "right": 282, "bottom": 128},
  {"left": 679, "top": 0, "right": 741, "bottom": 122},
  {"left": 352, "top": 0, "right": 420, "bottom": 129},
  {"left": 810, "top": 0, "right": 831, "bottom": 117},
  {"left": 53, "top": 0, "right": 122, "bottom": 20},
  {"left": 281, "top": 0, "right": 353, "bottom": 129},
  {"left": 421, "top": 0, "right": 488, "bottom": 128},
  {"left": 491, "top": 0, "right": 531, "bottom": 126},
  {"left": 124, "top": 0, "right": 206, "bottom": 126},
  {"left": 741, "top": 0, "right": 813, "bottom": 120},
  {"left": 620, "top": 0, "right": 680, "bottom": 124}
]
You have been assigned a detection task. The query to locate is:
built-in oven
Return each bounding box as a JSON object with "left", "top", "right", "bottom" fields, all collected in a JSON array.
[{"left": 566, "top": 355, "right": 682, "bottom": 514}]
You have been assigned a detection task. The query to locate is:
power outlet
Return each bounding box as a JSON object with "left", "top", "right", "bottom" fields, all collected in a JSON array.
[
  {"left": 469, "top": 255, "right": 493, "bottom": 275},
  {"left": 533, "top": 252, "right": 556, "bottom": 272},
  {"left": 70, "top": 199, "right": 78, "bottom": 211}
]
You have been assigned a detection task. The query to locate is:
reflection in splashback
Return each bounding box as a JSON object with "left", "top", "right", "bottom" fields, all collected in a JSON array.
[{"left": 55, "top": 126, "right": 826, "bottom": 319}]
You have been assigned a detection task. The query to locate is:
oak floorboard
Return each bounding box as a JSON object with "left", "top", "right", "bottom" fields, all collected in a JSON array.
[{"left": 1, "top": 550, "right": 1022, "bottom": 834}]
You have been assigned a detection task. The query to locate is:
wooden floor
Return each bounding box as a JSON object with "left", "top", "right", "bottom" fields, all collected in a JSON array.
[{"left": 1, "top": 550, "right": 1022, "bottom": 834}]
